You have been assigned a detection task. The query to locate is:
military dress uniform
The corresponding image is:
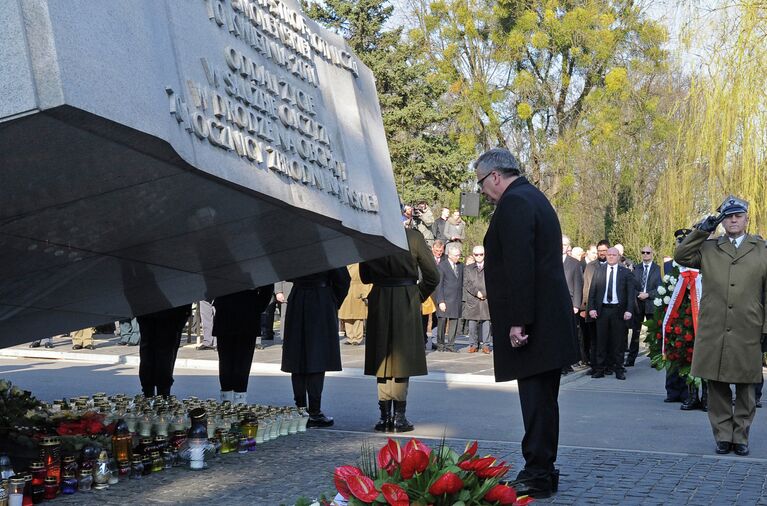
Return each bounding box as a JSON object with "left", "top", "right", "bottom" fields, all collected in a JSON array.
[{"left": 675, "top": 198, "right": 767, "bottom": 454}]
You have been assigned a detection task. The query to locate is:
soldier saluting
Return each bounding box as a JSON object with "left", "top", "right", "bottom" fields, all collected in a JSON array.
[{"left": 675, "top": 195, "right": 767, "bottom": 456}]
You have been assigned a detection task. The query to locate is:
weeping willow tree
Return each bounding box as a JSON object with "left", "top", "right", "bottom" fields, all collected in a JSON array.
[{"left": 650, "top": 1, "right": 767, "bottom": 252}]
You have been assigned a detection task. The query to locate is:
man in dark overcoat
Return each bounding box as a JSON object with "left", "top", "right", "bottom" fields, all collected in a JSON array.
[
  {"left": 360, "top": 227, "right": 439, "bottom": 432},
  {"left": 587, "top": 248, "right": 635, "bottom": 380},
  {"left": 475, "top": 148, "right": 578, "bottom": 499},
  {"left": 562, "top": 234, "right": 583, "bottom": 373},
  {"left": 580, "top": 240, "right": 610, "bottom": 369},
  {"left": 463, "top": 245, "right": 491, "bottom": 353},
  {"left": 627, "top": 246, "right": 662, "bottom": 367},
  {"left": 675, "top": 195, "right": 767, "bottom": 456},
  {"left": 280, "top": 268, "right": 350, "bottom": 427},
  {"left": 435, "top": 243, "right": 464, "bottom": 352}
]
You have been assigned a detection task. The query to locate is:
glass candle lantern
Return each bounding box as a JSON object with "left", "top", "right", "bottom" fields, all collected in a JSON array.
[
  {"left": 62, "top": 456, "right": 77, "bottom": 476},
  {"left": 298, "top": 408, "right": 310, "bottom": 432},
  {"left": 141, "top": 456, "right": 152, "bottom": 476},
  {"left": 117, "top": 461, "right": 131, "bottom": 480},
  {"left": 111, "top": 420, "right": 133, "bottom": 463},
  {"left": 150, "top": 452, "right": 163, "bottom": 473},
  {"left": 60, "top": 472, "right": 77, "bottom": 495},
  {"left": 162, "top": 451, "right": 173, "bottom": 470},
  {"left": 22, "top": 474, "right": 31, "bottom": 504},
  {"left": 38, "top": 437, "right": 61, "bottom": 484},
  {"left": 77, "top": 470, "right": 92, "bottom": 492},
  {"left": 92, "top": 451, "right": 110, "bottom": 490},
  {"left": 8, "top": 478, "right": 25, "bottom": 506},
  {"left": 30, "top": 485, "right": 44, "bottom": 505},
  {"left": 27, "top": 464, "right": 44, "bottom": 488},
  {"left": 129, "top": 460, "right": 143, "bottom": 480},
  {"left": 43, "top": 478, "right": 57, "bottom": 500},
  {"left": 138, "top": 410, "right": 153, "bottom": 437}
]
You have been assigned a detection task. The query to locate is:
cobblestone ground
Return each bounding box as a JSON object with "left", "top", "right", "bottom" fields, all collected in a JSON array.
[{"left": 48, "top": 429, "right": 767, "bottom": 505}]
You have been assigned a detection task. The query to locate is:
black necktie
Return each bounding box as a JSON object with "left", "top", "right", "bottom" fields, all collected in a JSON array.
[
  {"left": 606, "top": 267, "right": 614, "bottom": 303},
  {"left": 732, "top": 239, "right": 738, "bottom": 249},
  {"left": 642, "top": 265, "right": 648, "bottom": 292}
]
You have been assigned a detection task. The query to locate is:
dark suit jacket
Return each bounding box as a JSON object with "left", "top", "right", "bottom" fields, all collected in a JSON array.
[
  {"left": 483, "top": 177, "right": 578, "bottom": 381},
  {"left": 563, "top": 255, "right": 584, "bottom": 310},
  {"left": 632, "top": 262, "right": 662, "bottom": 314},
  {"left": 587, "top": 263, "right": 636, "bottom": 319},
  {"left": 435, "top": 260, "right": 464, "bottom": 319}
]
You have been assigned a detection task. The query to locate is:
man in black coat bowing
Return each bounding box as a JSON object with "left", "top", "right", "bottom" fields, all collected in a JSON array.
[{"left": 474, "top": 148, "right": 578, "bottom": 499}]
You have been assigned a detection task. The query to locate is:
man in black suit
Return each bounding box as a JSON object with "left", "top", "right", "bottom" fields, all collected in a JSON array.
[
  {"left": 562, "top": 235, "right": 583, "bottom": 375},
  {"left": 580, "top": 240, "right": 610, "bottom": 369},
  {"left": 435, "top": 243, "right": 464, "bottom": 352},
  {"left": 588, "top": 247, "right": 635, "bottom": 380},
  {"left": 475, "top": 148, "right": 578, "bottom": 499},
  {"left": 626, "top": 245, "right": 662, "bottom": 366}
]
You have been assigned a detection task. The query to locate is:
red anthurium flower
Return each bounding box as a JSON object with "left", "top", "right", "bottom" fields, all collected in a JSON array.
[
  {"left": 484, "top": 484, "right": 517, "bottom": 505},
  {"left": 475, "top": 463, "right": 510, "bottom": 479},
  {"left": 405, "top": 438, "right": 432, "bottom": 457},
  {"left": 400, "top": 449, "right": 429, "bottom": 479},
  {"left": 463, "top": 440, "right": 478, "bottom": 457},
  {"left": 347, "top": 475, "right": 380, "bottom": 503},
  {"left": 334, "top": 466, "right": 363, "bottom": 499},
  {"left": 378, "top": 439, "right": 403, "bottom": 473},
  {"left": 459, "top": 456, "right": 496, "bottom": 472},
  {"left": 381, "top": 483, "right": 410, "bottom": 506},
  {"left": 429, "top": 472, "right": 463, "bottom": 495},
  {"left": 514, "top": 495, "right": 535, "bottom": 505}
]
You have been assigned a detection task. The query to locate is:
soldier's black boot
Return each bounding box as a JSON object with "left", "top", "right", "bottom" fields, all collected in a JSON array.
[
  {"left": 374, "top": 400, "right": 392, "bottom": 432},
  {"left": 392, "top": 401, "right": 414, "bottom": 432},
  {"left": 680, "top": 384, "right": 701, "bottom": 411}
]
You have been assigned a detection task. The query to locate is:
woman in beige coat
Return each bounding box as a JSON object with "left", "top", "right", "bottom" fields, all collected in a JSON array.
[{"left": 338, "top": 264, "right": 372, "bottom": 345}]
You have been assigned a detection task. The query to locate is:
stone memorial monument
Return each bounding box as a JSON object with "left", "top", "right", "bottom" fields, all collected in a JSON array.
[{"left": 0, "top": 0, "right": 405, "bottom": 345}]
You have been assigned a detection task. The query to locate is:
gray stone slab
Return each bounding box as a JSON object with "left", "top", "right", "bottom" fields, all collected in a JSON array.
[{"left": 0, "top": 0, "right": 405, "bottom": 344}]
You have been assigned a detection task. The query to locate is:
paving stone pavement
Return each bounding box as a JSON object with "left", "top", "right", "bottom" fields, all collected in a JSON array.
[{"left": 46, "top": 429, "right": 767, "bottom": 505}]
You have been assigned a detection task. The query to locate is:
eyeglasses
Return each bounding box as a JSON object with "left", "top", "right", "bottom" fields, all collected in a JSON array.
[
  {"left": 641, "top": 251, "right": 652, "bottom": 254},
  {"left": 477, "top": 171, "right": 494, "bottom": 187}
]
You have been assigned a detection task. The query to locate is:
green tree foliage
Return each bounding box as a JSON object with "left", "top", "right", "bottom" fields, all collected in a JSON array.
[
  {"left": 304, "top": 0, "right": 472, "bottom": 204},
  {"left": 411, "top": 0, "right": 673, "bottom": 251}
]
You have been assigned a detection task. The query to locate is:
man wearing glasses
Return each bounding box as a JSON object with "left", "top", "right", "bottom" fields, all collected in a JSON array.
[
  {"left": 475, "top": 148, "right": 578, "bottom": 498},
  {"left": 463, "top": 246, "right": 491, "bottom": 354},
  {"left": 627, "top": 246, "right": 662, "bottom": 367}
]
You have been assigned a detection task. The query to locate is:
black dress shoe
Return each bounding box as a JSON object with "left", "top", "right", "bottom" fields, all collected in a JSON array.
[
  {"left": 513, "top": 481, "right": 553, "bottom": 499},
  {"left": 663, "top": 397, "right": 680, "bottom": 403},
  {"left": 733, "top": 443, "right": 749, "bottom": 456},
  {"left": 615, "top": 371, "right": 626, "bottom": 380},
  {"left": 715, "top": 441, "right": 732, "bottom": 454},
  {"left": 84, "top": 344, "right": 94, "bottom": 350},
  {"left": 44, "top": 342, "right": 53, "bottom": 349},
  {"left": 680, "top": 397, "right": 701, "bottom": 411},
  {"left": 591, "top": 371, "right": 605, "bottom": 378},
  {"left": 306, "top": 413, "right": 334, "bottom": 428},
  {"left": 29, "top": 341, "right": 41, "bottom": 348},
  {"left": 72, "top": 344, "right": 83, "bottom": 350}
]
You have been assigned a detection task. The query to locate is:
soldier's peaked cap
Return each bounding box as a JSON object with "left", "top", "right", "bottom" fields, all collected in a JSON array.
[{"left": 717, "top": 195, "right": 749, "bottom": 216}]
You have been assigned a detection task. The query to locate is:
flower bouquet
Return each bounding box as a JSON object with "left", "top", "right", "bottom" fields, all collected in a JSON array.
[{"left": 332, "top": 438, "right": 533, "bottom": 505}]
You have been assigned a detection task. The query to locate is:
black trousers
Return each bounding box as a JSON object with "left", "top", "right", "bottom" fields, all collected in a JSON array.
[
  {"left": 137, "top": 306, "right": 190, "bottom": 397},
  {"left": 665, "top": 369, "right": 689, "bottom": 401},
  {"left": 291, "top": 372, "right": 326, "bottom": 414},
  {"left": 627, "top": 311, "right": 653, "bottom": 363},
  {"left": 583, "top": 319, "right": 597, "bottom": 366},
  {"left": 217, "top": 333, "right": 257, "bottom": 392},
  {"left": 595, "top": 306, "right": 627, "bottom": 373},
  {"left": 421, "top": 313, "right": 430, "bottom": 344},
  {"left": 517, "top": 369, "right": 561, "bottom": 485}
]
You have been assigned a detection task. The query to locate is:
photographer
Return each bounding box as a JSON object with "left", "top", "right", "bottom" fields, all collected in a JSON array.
[
  {"left": 675, "top": 195, "right": 767, "bottom": 457},
  {"left": 408, "top": 202, "right": 436, "bottom": 246}
]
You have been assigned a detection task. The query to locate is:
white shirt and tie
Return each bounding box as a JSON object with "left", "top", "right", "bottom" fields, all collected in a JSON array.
[
  {"left": 602, "top": 264, "right": 619, "bottom": 304},
  {"left": 640, "top": 262, "right": 652, "bottom": 293},
  {"left": 730, "top": 234, "right": 745, "bottom": 248}
]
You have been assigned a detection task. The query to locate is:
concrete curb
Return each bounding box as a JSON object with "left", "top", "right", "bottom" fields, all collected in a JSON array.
[{"left": 0, "top": 347, "right": 591, "bottom": 388}]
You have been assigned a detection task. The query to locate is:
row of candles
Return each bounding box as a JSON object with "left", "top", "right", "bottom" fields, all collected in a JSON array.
[{"left": 0, "top": 393, "right": 311, "bottom": 504}]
